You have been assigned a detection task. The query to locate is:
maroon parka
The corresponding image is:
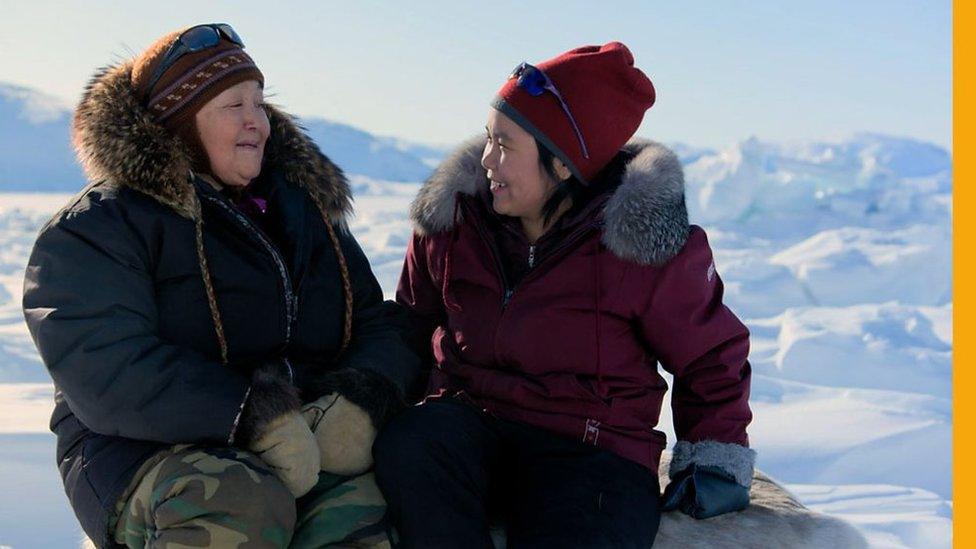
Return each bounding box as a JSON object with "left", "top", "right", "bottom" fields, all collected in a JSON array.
[{"left": 396, "top": 138, "right": 754, "bottom": 481}]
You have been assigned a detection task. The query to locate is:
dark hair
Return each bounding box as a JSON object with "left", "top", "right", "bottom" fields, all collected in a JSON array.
[
  {"left": 537, "top": 140, "right": 589, "bottom": 225},
  {"left": 537, "top": 140, "right": 634, "bottom": 225}
]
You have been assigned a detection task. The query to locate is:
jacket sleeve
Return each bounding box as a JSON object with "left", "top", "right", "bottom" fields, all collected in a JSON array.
[
  {"left": 307, "top": 225, "right": 425, "bottom": 420},
  {"left": 22, "top": 200, "right": 250, "bottom": 445},
  {"left": 394, "top": 231, "right": 448, "bottom": 367},
  {"left": 634, "top": 227, "right": 756, "bottom": 499}
]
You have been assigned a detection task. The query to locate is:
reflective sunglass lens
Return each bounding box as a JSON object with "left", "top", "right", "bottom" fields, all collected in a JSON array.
[
  {"left": 519, "top": 70, "right": 547, "bottom": 96},
  {"left": 509, "top": 62, "right": 527, "bottom": 79},
  {"left": 217, "top": 24, "right": 245, "bottom": 47},
  {"left": 180, "top": 25, "right": 221, "bottom": 51}
]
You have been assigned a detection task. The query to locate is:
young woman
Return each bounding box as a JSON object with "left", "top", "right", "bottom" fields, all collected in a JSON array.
[{"left": 375, "top": 42, "right": 755, "bottom": 548}]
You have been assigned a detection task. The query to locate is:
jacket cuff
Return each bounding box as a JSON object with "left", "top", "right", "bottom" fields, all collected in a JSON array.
[
  {"left": 670, "top": 440, "right": 756, "bottom": 488},
  {"left": 232, "top": 359, "right": 301, "bottom": 446},
  {"left": 302, "top": 368, "right": 405, "bottom": 429}
]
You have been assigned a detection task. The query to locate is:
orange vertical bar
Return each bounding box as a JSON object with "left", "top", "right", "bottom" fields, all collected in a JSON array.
[{"left": 954, "top": 0, "right": 966, "bottom": 545}]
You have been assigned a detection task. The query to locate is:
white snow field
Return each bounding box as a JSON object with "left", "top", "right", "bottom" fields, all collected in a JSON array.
[{"left": 0, "top": 134, "right": 952, "bottom": 548}]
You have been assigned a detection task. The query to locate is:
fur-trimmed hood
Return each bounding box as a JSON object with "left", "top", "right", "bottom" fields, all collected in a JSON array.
[
  {"left": 71, "top": 61, "right": 352, "bottom": 224},
  {"left": 409, "top": 137, "right": 689, "bottom": 266},
  {"left": 69, "top": 59, "right": 359, "bottom": 369}
]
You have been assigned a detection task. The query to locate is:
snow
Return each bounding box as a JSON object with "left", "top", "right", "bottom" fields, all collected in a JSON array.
[
  {"left": 769, "top": 225, "right": 951, "bottom": 307},
  {"left": 790, "top": 483, "right": 952, "bottom": 549},
  {"left": 0, "top": 130, "right": 952, "bottom": 547},
  {"left": 749, "top": 304, "right": 952, "bottom": 397},
  {"left": 683, "top": 135, "right": 951, "bottom": 242}
]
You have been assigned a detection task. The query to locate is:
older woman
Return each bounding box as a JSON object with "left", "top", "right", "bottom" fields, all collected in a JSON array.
[
  {"left": 22, "top": 24, "right": 419, "bottom": 548},
  {"left": 376, "top": 42, "right": 755, "bottom": 547}
]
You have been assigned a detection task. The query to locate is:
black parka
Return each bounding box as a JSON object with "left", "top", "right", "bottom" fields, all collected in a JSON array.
[{"left": 22, "top": 61, "right": 421, "bottom": 546}]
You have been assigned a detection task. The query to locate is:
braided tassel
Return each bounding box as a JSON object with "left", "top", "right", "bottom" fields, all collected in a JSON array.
[
  {"left": 194, "top": 219, "right": 229, "bottom": 365},
  {"left": 310, "top": 194, "right": 354, "bottom": 357}
]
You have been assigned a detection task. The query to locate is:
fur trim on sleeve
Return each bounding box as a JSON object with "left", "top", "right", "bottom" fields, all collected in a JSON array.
[
  {"left": 232, "top": 359, "right": 301, "bottom": 446},
  {"left": 303, "top": 368, "right": 405, "bottom": 429},
  {"left": 670, "top": 440, "right": 757, "bottom": 488}
]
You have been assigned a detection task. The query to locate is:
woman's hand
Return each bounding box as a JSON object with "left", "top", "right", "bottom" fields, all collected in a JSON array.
[
  {"left": 247, "top": 412, "right": 321, "bottom": 496},
  {"left": 234, "top": 359, "right": 320, "bottom": 497},
  {"left": 661, "top": 463, "right": 750, "bottom": 519},
  {"left": 302, "top": 393, "right": 376, "bottom": 476}
]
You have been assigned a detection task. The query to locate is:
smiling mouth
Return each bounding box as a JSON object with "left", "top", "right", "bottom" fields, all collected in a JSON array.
[{"left": 490, "top": 180, "right": 508, "bottom": 191}]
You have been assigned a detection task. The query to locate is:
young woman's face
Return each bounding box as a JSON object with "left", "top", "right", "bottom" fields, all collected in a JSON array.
[
  {"left": 195, "top": 80, "right": 270, "bottom": 187},
  {"left": 482, "top": 109, "right": 556, "bottom": 222}
]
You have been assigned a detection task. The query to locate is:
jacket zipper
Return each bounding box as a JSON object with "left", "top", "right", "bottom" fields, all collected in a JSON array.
[
  {"left": 202, "top": 194, "right": 297, "bottom": 346},
  {"left": 523, "top": 222, "right": 601, "bottom": 282},
  {"left": 466, "top": 203, "right": 512, "bottom": 308},
  {"left": 503, "top": 222, "right": 602, "bottom": 306},
  {"left": 461, "top": 198, "right": 603, "bottom": 375},
  {"left": 462, "top": 202, "right": 603, "bottom": 312},
  {"left": 466, "top": 199, "right": 602, "bottom": 310}
]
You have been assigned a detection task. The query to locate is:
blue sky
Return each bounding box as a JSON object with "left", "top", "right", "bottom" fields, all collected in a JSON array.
[{"left": 1, "top": 0, "right": 951, "bottom": 150}]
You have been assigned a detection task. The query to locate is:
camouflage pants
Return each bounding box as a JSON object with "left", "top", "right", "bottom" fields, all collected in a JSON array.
[{"left": 112, "top": 445, "right": 390, "bottom": 548}]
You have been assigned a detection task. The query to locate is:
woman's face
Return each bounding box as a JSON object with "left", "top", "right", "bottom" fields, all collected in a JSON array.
[
  {"left": 482, "top": 109, "right": 556, "bottom": 222},
  {"left": 195, "top": 79, "right": 270, "bottom": 187}
]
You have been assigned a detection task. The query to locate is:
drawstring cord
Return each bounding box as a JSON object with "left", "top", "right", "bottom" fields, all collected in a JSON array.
[
  {"left": 195, "top": 218, "right": 229, "bottom": 365},
  {"left": 309, "top": 195, "right": 354, "bottom": 357},
  {"left": 196, "top": 187, "right": 355, "bottom": 365}
]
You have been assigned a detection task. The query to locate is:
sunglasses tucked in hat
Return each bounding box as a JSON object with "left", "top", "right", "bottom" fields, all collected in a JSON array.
[
  {"left": 131, "top": 23, "right": 264, "bottom": 133},
  {"left": 492, "top": 42, "right": 655, "bottom": 183}
]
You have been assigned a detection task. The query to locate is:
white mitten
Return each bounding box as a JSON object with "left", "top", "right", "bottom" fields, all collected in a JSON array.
[
  {"left": 302, "top": 393, "right": 376, "bottom": 476},
  {"left": 248, "top": 412, "right": 321, "bottom": 497}
]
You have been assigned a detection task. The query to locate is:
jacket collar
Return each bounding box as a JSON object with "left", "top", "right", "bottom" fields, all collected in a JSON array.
[
  {"left": 409, "top": 137, "right": 690, "bottom": 266},
  {"left": 71, "top": 61, "right": 352, "bottom": 224}
]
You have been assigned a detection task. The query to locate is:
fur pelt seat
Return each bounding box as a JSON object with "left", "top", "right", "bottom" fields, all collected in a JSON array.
[{"left": 647, "top": 452, "right": 868, "bottom": 548}]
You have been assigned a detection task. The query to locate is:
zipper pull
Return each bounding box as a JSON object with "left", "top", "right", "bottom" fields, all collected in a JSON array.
[
  {"left": 502, "top": 288, "right": 514, "bottom": 307},
  {"left": 528, "top": 245, "right": 536, "bottom": 268}
]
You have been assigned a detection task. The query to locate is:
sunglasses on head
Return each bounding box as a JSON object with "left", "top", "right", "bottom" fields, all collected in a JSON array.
[
  {"left": 509, "top": 62, "right": 590, "bottom": 160},
  {"left": 146, "top": 23, "right": 245, "bottom": 95}
]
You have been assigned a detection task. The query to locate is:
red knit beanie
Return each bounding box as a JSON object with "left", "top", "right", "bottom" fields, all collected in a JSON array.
[{"left": 492, "top": 42, "right": 655, "bottom": 183}]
